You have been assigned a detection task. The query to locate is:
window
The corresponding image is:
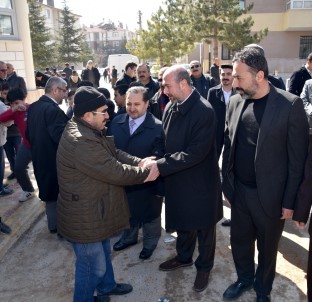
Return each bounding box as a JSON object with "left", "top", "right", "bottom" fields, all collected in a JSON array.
[
  {"left": 0, "top": 0, "right": 17, "bottom": 39},
  {"left": 287, "top": 0, "right": 312, "bottom": 9},
  {"left": 299, "top": 36, "right": 312, "bottom": 59},
  {"left": 221, "top": 44, "right": 232, "bottom": 60},
  {"left": 42, "top": 9, "right": 51, "bottom": 19},
  {"left": 113, "top": 41, "right": 119, "bottom": 47},
  {"left": 113, "top": 32, "right": 119, "bottom": 38},
  {"left": 239, "top": 0, "right": 245, "bottom": 9}
]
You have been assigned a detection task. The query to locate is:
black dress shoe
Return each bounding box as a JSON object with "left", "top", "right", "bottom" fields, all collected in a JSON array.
[
  {"left": 106, "top": 283, "right": 133, "bottom": 295},
  {"left": 139, "top": 247, "right": 154, "bottom": 260},
  {"left": 221, "top": 219, "right": 231, "bottom": 227},
  {"left": 256, "top": 294, "right": 271, "bottom": 302},
  {"left": 223, "top": 281, "right": 253, "bottom": 300},
  {"left": 113, "top": 240, "right": 137, "bottom": 251}
]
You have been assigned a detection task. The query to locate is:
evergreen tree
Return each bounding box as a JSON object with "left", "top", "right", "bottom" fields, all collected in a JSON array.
[
  {"left": 28, "top": 0, "right": 56, "bottom": 70},
  {"left": 127, "top": 7, "right": 193, "bottom": 65},
  {"left": 164, "top": 0, "right": 268, "bottom": 58},
  {"left": 56, "top": 0, "right": 92, "bottom": 65}
]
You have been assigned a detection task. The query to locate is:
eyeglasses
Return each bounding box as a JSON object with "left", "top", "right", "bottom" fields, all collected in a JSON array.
[
  {"left": 92, "top": 109, "right": 108, "bottom": 115},
  {"left": 190, "top": 64, "right": 200, "bottom": 69},
  {"left": 57, "top": 87, "right": 67, "bottom": 93},
  {"left": 0, "top": 69, "right": 7, "bottom": 72}
]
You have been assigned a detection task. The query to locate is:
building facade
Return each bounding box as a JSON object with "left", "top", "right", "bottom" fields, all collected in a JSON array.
[
  {"left": 242, "top": 0, "right": 312, "bottom": 77},
  {"left": 84, "top": 23, "right": 136, "bottom": 67}
]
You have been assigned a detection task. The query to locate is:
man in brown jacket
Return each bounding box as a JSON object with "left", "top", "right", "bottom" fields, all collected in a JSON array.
[{"left": 56, "top": 86, "right": 158, "bottom": 302}]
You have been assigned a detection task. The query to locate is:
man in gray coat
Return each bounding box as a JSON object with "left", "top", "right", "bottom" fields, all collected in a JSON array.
[
  {"left": 222, "top": 48, "right": 309, "bottom": 302},
  {"left": 147, "top": 65, "right": 223, "bottom": 293}
]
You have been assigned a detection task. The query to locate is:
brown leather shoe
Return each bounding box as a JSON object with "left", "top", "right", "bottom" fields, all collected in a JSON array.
[
  {"left": 159, "top": 257, "right": 193, "bottom": 271},
  {"left": 193, "top": 271, "right": 210, "bottom": 292}
]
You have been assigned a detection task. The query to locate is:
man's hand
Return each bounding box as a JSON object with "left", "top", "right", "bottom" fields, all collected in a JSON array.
[
  {"left": 143, "top": 161, "right": 160, "bottom": 182},
  {"left": 293, "top": 221, "right": 305, "bottom": 229},
  {"left": 280, "top": 208, "right": 293, "bottom": 220},
  {"left": 138, "top": 156, "right": 156, "bottom": 168}
]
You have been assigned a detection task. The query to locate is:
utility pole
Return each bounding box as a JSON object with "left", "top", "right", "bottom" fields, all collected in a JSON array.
[{"left": 137, "top": 10, "right": 142, "bottom": 30}]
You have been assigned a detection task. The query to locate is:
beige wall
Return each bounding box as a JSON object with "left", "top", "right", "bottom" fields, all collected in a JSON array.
[{"left": 247, "top": 0, "right": 286, "bottom": 13}]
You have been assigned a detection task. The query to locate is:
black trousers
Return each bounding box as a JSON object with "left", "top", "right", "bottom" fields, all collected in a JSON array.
[
  {"left": 176, "top": 226, "right": 216, "bottom": 272},
  {"left": 231, "top": 181, "right": 285, "bottom": 296},
  {"left": 308, "top": 236, "right": 312, "bottom": 302}
]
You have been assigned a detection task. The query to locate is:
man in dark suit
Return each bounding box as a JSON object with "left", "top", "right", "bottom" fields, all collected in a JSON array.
[
  {"left": 26, "top": 77, "right": 69, "bottom": 233},
  {"left": 190, "top": 60, "right": 216, "bottom": 99},
  {"left": 146, "top": 65, "right": 223, "bottom": 293},
  {"left": 207, "top": 64, "right": 235, "bottom": 227},
  {"left": 293, "top": 150, "right": 312, "bottom": 301},
  {"left": 289, "top": 52, "right": 312, "bottom": 96},
  {"left": 108, "top": 86, "right": 165, "bottom": 260},
  {"left": 222, "top": 48, "right": 309, "bottom": 302}
]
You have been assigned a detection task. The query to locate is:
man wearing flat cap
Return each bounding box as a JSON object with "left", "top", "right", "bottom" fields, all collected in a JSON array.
[{"left": 56, "top": 86, "right": 158, "bottom": 302}]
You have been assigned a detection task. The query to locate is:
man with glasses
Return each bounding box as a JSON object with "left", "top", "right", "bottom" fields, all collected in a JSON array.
[
  {"left": 289, "top": 52, "right": 312, "bottom": 96},
  {"left": 190, "top": 60, "right": 216, "bottom": 100},
  {"left": 222, "top": 48, "right": 308, "bottom": 302},
  {"left": 150, "top": 67, "right": 170, "bottom": 120},
  {"left": 26, "top": 77, "right": 68, "bottom": 234},
  {"left": 57, "top": 86, "right": 157, "bottom": 302}
]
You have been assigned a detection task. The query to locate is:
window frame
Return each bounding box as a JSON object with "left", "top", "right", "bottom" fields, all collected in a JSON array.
[
  {"left": 299, "top": 36, "right": 312, "bottom": 59},
  {"left": 0, "top": 0, "right": 18, "bottom": 40}
]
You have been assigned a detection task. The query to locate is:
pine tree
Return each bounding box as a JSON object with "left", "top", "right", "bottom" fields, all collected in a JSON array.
[
  {"left": 56, "top": 0, "right": 92, "bottom": 65},
  {"left": 28, "top": 0, "right": 56, "bottom": 70},
  {"left": 127, "top": 7, "right": 193, "bottom": 65},
  {"left": 163, "top": 0, "right": 268, "bottom": 59}
]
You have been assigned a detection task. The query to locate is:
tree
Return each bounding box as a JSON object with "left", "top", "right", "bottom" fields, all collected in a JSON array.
[
  {"left": 164, "top": 0, "right": 268, "bottom": 59},
  {"left": 127, "top": 7, "right": 194, "bottom": 65},
  {"left": 56, "top": 0, "right": 92, "bottom": 65},
  {"left": 28, "top": 0, "right": 56, "bottom": 70}
]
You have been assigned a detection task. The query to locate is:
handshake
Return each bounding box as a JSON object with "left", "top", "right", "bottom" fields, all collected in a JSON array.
[{"left": 138, "top": 156, "right": 160, "bottom": 183}]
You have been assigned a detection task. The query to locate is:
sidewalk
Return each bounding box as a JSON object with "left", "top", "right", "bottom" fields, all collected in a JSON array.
[{"left": 0, "top": 160, "right": 309, "bottom": 301}]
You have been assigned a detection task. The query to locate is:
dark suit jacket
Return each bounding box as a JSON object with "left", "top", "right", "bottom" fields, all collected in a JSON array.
[
  {"left": 107, "top": 112, "right": 165, "bottom": 224},
  {"left": 207, "top": 85, "right": 235, "bottom": 158},
  {"left": 289, "top": 67, "right": 311, "bottom": 96},
  {"left": 26, "top": 95, "right": 68, "bottom": 201},
  {"left": 293, "top": 149, "right": 312, "bottom": 234},
  {"left": 222, "top": 84, "right": 309, "bottom": 218}
]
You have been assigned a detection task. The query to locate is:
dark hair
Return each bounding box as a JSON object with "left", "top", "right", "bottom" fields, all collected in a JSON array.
[
  {"left": 97, "top": 87, "right": 111, "bottom": 99},
  {"left": 113, "top": 84, "right": 129, "bottom": 96},
  {"left": 7, "top": 88, "right": 26, "bottom": 103},
  {"left": 0, "top": 83, "right": 10, "bottom": 91},
  {"left": 125, "top": 62, "right": 137, "bottom": 71},
  {"left": 129, "top": 82, "right": 144, "bottom": 88},
  {"left": 77, "top": 80, "right": 94, "bottom": 88},
  {"left": 126, "top": 86, "right": 149, "bottom": 103},
  {"left": 67, "top": 90, "right": 75, "bottom": 98},
  {"left": 232, "top": 48, "right": 269, "bottom": 79}
]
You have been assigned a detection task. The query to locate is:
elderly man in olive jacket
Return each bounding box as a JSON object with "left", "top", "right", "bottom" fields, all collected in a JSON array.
[
  {"left": 56, "top": 86, "right": 157, "bottom": 302},
  {"left": 147, "top": 65, "right": 223, "bottom": 293}
]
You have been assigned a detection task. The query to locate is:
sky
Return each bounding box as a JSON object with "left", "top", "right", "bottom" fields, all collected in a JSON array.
[{"left": 54, "top": 0, "right": 165, "bottom": 31}]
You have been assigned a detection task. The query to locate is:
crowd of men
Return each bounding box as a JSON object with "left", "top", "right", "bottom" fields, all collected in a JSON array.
[{"left": 0, "top": 45, "right": 312, "bottom": 302}]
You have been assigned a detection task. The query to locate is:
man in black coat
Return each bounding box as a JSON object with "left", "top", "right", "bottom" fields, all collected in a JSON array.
[
  {"left": 210, "top": 57, "right": 221, "bottom": 85},
  {"left": 289, "top": 52, "right": 312, "bottom": 96},
  {"left": 222, "top": 48, "right": 309, "bottom": 302},
  {"left": 6, "top": 63, "right": 27, "bottom": 95},
  {"left": 115, "top": 62, "right": 137, "bottom": 87},
  {"left": 108, "top": 86, "right": 165, "bottom": 260},
  {"left": 81, "top": 60, "right": 101, "bottom": 88},
  {"left": 26, "top": 77, "right": 69, "bottom": 233},
  {"left": 146, "top": 65, "right": 223, "bottom": 293},
  {"left": 190, "top": 60, "right": 216, "bottom": 99}
]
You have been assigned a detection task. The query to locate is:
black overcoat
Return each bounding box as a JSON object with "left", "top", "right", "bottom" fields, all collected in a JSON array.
[
  {"left": 26, "top": 95, "right": 68, "bottom": 201},
  {"left": 157, "top": 89, "right": 223, "bottom": 230}
]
